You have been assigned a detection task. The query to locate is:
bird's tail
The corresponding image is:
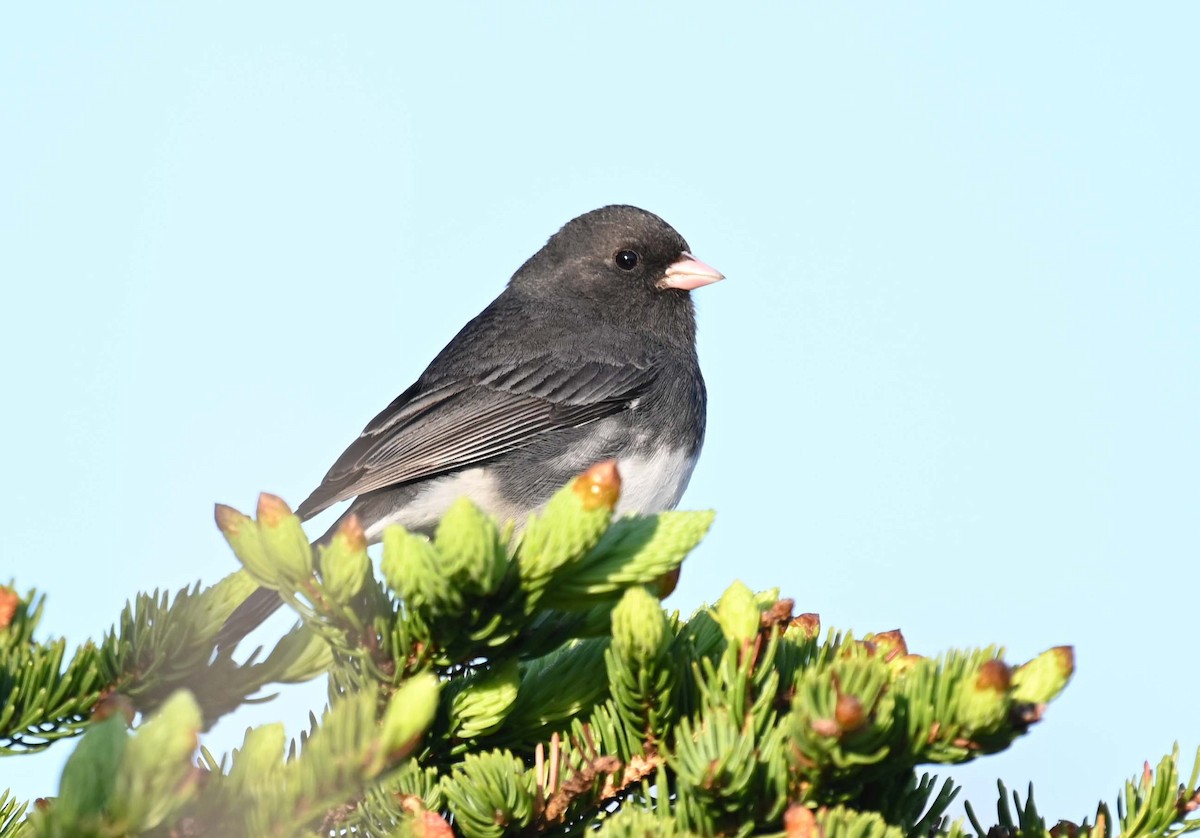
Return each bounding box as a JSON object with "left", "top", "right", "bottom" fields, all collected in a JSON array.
[{"left": 214, "top": 586, "right": 285, "bottom": 650}]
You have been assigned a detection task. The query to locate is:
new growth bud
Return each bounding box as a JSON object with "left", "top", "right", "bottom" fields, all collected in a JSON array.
[
  {"left": 612, "top": 586, "right": 669, "bottom": 664},
  {"left": 518, "top": 462, "right": 622, "bottom": 586},
  {"left": 786, "top": 613, "right": 821, "bottom": 641},
  {"left": 254, "top": 493, "right": 313, "bottom": 585},
  {"left": 214, "top": 503, "right": 275, "bottom": 588},
  {"left": 0, "top": 586, "right": 18, "bottom": 630},
  {"left": 1012, "top": 646, "right": 1075, "bottom": 704},
  {"left": 213, "top": 503, "right": 249, "bottom": 537},
  {"left": 255, "top": 493, "right": 292, "bottom": 528},
  {"left": 434, "top": 497, "right": 507, "bottom": 594},
  {"left": 715, "top": 581, "right": 761, "bottom": 645},
  {"left": 319, "top": 514, "right": 371, "bottom": 605},
  {"left": 381, "top": 527, "right": 461, "bottom": 614},
  {"left": 957, "top": 658, "right": 1013, "bottom": 733},
  {"left": 870, "top": 629, "right": 908, "bottom": 663},
  {"left": 976, "top": 659, "right": 1013, "bottom": 693},
  {"left": 573, "top": 459, "right": 622, "bottom": 511},
  {"left": 835, "top": 694, "right": 866, "bottom": 733},
  {"left": 375, "top": 674, "right": 440, "bottom": 772}
]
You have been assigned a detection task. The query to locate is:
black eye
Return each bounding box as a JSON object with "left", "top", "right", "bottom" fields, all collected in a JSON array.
[{"left": 614, "top": 250, "right": 639, "bottom": 271}]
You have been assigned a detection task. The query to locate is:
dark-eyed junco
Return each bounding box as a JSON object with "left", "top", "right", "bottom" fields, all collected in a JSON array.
[{"left": 219, "top": 205, "right": 723, "bottom": 645}]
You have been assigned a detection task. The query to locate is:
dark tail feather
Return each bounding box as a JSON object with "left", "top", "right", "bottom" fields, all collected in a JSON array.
[{"left": 215, "top": 586, "right": 285, "bottom": 650}]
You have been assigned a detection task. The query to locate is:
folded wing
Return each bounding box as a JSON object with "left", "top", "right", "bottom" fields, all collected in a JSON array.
[{"left": 295, "top": 357, "right": 657, "bottom": 520}]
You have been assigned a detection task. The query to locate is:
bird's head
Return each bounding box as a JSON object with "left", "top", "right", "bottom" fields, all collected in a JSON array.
[{"left": 510, "top": 205, "right": 724, "bottom": 317}]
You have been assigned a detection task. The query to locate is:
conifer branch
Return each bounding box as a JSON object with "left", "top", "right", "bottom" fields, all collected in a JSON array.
[{"left": 1, "top": 462, "right": 1196, "bottom": 836}]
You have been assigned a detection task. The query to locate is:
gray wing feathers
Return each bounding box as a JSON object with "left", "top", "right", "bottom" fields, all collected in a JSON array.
[{"left": 295, "top": 357, "right": 656, "bottom": 520}]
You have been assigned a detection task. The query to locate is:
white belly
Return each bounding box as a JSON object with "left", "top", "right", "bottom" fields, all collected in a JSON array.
[
  {"left": 362, "top": 467, "right": 518, "bottom": 542},
  {"left": 614, "top": 447, "right": 698, "bottom": 515},
  {"left": 360, "top": 447, "right": 697, "bottom": 542}
]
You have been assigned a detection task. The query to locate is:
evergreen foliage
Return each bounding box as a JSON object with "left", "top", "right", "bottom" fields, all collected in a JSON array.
[{"left": 1, "top": 462, "right": 1197, "bottom": 836}]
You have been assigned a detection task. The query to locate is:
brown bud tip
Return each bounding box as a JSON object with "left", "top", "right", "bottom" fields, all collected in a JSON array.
[
  {"left": 92, "top": 693, "right": 136, "bottom": 725},
  {"left": 976, "top": 659, "right": 1013, "bottom": 693},
  {"left": 256, "top": 493, "right": 292, "bottom": 526},
  {"left": 1051, "top": 645, "right": 1075, "bottom": 676},
  {"left": 336, "top": 513, "right": 368, "bottom": 552},
  {"left": 835, "top": 694, "right": 866, "bottom": 732},
  {"left": 416, "top": 811, "right": 455, "bottom": 838},
  {"left": 0, "top": 586, "right": 18, "bottom": 630},
  {"left": 809, "top": 718, "right": 840, "bottom": 737},
  {"left": 784, "top": 803, "right": 817, "bottom": 838},
  {"left": 871, "top": 629, "right": 908, "bottom": 661},
  {"left": 1050, "top": 820, "right": 1081, "bottom": 838},
  {"left": 34, "top": 798, "right": 50, "bottom": 813},
  {"left": 893, "top": 653, "right": 926, "bottom": 675},
  {"left": 573, "top": 459, "right": 621, "bottom": 511},
  {"left": 214, "top": 503, "right": 248, "bottom": 536},
  {"left": 761, "top": 598, "right": 796, "bottom": 629},
  {"left": 788, "top": 612, "right": 821, "bottom": 640},
  {"left": 656, "top": 566, "right": 682, "bottom": 598}
]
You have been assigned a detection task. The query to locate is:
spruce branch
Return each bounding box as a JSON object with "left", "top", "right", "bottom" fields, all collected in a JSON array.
[{"left": 3, "top": 463, "right": 1197, "bottom": 836}]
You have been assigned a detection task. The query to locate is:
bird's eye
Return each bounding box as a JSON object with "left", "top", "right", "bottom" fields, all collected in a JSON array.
[{"left": 614, "top": 250, "right": 639, "bottom": 271}]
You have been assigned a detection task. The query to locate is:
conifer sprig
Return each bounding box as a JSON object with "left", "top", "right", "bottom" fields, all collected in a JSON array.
[{"left": 1, "top": 462, "right": 1196, "bottom": 837}]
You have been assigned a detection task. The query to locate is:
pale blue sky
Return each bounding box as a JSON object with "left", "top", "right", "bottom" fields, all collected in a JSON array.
[{"left": 3, "top": 3, "right": 1197, "bottom": 822}]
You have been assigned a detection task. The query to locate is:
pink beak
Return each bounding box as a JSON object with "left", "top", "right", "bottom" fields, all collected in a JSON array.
[{"left": 659, "top": 252, "right": 725, "bottom": 291}]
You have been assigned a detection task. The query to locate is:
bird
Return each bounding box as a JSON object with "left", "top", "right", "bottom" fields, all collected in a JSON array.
[{"left": 217, "top": 204, "right": 723, "bottom": 646}]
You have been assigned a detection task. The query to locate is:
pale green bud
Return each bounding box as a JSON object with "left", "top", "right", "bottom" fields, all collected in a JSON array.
[
  {"left": 715, "top": 580, "right": 761, "bottom": 644},
  {"left": 1012, "top": 645, "right": 1074, "bottom": 704},
  {"left": 957, "top": 659, "right": 1013, "bottom": 733},
  {"left": 611, "top": 586, "right": 668, "bottom": 664},
  {"left": 381, "top": 526, "right": 461, "bottom": 614},
  {"left": 372, "top": 673, "right": 441, "bottom": 774},
  {"left": 215, "top": 503, "right": 276, "bottom": 588},
  {"left": 319, "top": 514, "right": 371, "bottom": 605},
  {"left": 255, "top": 493, "right": 314, "bottom": 587},
  {"left": 435, "top": 496, "right": 507, "bottom": 593},
  {"left": 113, "top": 690, "right": 203, "bottom": 830},
  {"left": 229, "top": 723, "right": 287, "bottom": 788},
  {"left": 518, "top": 461, "right": 620, "bottom": 587}
]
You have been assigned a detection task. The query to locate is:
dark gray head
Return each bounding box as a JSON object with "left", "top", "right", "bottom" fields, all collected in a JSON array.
[{"left": 508, "top": 206, "right": 723, "bottom": 325}]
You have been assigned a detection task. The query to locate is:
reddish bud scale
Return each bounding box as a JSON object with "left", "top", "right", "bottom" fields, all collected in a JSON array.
[
  {"left": 213, "top": 504, "right": 249, "bottom": 536},
  {"left": 761, "top": 598, "right": 796, "bottom": 629},
  {"left": 336, "top": 513, "right": 368, "bottom": 552},
  {"left": 416, "top": 811, "right": 454, "bottom": 838},
  {"left": 809, "top": 718, "right": 840, "bottom": 737},
  {"left": 256, "top": 492, "right": 293, "bottom": 527},
  {"left": 784, "top": 804, "right": 817, "bottom": 838},
  {"left": 853, "top": 640, "right": 878, "bottom": 658},
  {"left": 656, "top": 566, "right": 682, "bottom": 598},
  {"left": 788, "top": 613, "right": 821, "bottom": 640},
  {"left": 0, "top": 586, "right": 18, "bottom": 629},
  {"left": 871, "top": 629, "right": 908, "bottom": 662},
  {"left": 976, "top": 659, "right": 1013, "bottom": 692},
  {"left": 1050, "top": 821, "right": 1081, "bottom": 838},
  {"left": 572, "top": 460, "right": 622, "bottom": 511},
  {"left": 892, "top": 654, "right": 926, "bottom": 676},
  {"left": 835, "top": 694, "right": 866, "bottom": 733},
  {"left": 92, "top": 694, "right": 135, "bottom": 725},
  {"left": 1050, "top": 645, "right": 1076, "bottom": 676}
]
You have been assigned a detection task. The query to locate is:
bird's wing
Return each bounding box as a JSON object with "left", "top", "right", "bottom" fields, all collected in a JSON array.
[{"left": 295, "top": 357, "right": 657, "bottom": 519}]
